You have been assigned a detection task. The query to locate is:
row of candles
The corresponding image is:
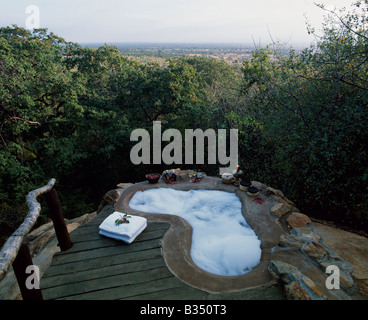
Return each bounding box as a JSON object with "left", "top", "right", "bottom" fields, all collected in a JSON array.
[{"left": 221, "top": 165, "right": 259, "bottom": 197}]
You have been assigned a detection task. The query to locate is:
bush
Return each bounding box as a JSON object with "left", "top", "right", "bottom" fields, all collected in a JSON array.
[{"left": 239, "top": 2, "right": 368, "bottom": 231}]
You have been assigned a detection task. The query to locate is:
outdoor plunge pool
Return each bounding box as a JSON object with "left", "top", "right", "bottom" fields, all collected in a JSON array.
[{"left": 129, "top": 188, "right": 262, "bottom": 276}]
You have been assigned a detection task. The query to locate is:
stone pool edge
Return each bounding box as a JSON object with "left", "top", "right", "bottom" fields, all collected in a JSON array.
[{"left": 115, "top": 176, "right": 285, "bottom": 293}]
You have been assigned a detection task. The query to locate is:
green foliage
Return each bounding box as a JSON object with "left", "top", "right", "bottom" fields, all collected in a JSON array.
[
  {"left": 0, "top": 26, "right": 235, "bottom": 246},
  {"left": 2, "top": 2, "right": 368, "bottom": 248},
  {"left": 239, "top": 2, "right": 368, "bottom": 229}
]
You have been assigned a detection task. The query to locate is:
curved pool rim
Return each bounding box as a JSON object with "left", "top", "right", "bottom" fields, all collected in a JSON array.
[{"left": 115, "top": 176, "right": 284, "bottom": 293}]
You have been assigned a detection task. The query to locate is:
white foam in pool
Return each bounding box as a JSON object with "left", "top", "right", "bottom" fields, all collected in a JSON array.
[{"left": 129, "top": 188, "right": 262, "bottom": 276}]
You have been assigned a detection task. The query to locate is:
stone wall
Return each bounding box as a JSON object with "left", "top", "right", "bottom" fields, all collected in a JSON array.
[{"left": 264, "top": 185, "right": 367, "bottom": 300}]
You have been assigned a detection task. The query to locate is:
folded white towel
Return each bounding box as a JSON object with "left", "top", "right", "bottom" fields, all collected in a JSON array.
[
  {"left": 98, "top": 211, "right": 147, "bottom": 244},
  {"left": 99, "top": 222, "right": 147, "bottom": 244}
]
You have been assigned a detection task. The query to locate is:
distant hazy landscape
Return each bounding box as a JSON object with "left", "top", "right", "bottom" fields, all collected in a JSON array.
[{"left": 81, "top": 42, "right": 309, "bottom": 66}]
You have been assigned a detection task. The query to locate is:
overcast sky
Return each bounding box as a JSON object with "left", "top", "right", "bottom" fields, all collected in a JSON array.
[{"left": 0, "top": 0, "right": 353, "bottom": 45}]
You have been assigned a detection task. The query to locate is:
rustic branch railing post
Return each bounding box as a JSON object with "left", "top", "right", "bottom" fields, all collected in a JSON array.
[
  {"left": 44, "top": 188, "right": 73, "bottom": 252},
  {"left": 12, "top": 244, "right": 43, "bottom": 300},
  {"left": 0, "top": 178, "right": 73, "bottom": 300}
]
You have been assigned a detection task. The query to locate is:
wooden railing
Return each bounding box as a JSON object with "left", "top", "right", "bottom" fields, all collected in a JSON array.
[{"left": 0, "top": 179, "right": 72, "bottom": 300}]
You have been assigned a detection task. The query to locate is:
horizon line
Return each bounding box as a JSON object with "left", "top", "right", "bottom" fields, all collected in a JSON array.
[{"left": 79, "top": 41, "right": 312, "bottom": 47}]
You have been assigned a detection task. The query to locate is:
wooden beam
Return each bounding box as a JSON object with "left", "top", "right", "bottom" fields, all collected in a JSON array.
[
  {"left": 0, "top": 179, "right": 56, "bottom": 281},
  {"left": 44, "top": 188, "right": 73, "bottom": 252},
  {"left": 12, "top": 244, "right": 43, "bottom": 300}
]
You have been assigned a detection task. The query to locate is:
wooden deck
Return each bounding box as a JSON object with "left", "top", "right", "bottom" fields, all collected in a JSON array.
[{"left": 41, "top": 205, "right": 284, "bottom": 300}]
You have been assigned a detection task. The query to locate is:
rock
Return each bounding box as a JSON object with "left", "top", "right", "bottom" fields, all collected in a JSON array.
[
  {"left": 284, "top": 274, "right": 324, "bottom": 300},
  {"left": 339, "top": 272, "right": 359, "bottom": 294},
  {"left": 266, "top": 187, "right": 285, "bottom": 198},
  {"left": 265, "top": 185, "right": 299, "bottom": 211},
  {"left": 103, "top": 189, "right": 121, "bottom": 204},
  {"left": 268, "top": 260, "right": 298, "bottom": 280},
  {"left": 319, "top": 260, "right": 358, "bottom": 294},
  {"left": 26, "top": 221, "right": 53, "bottom": 240},
  {"left": 250, "top": 181, "right": 266, "bottom": 191},
  {"left": 279, "top": 233, "right": 307, "bottom": 250},
  {"left": 320, "top": 260, "right": 354, "bottom": 274},
  {"left": 117, "top": 183, "right": 133, "bottom": 189},
  {"left": 284, "top": 270, "right": 303, "bottom": 284},
  {"left": 97, "top": 188, "right": 124, "bottom": 213},
  {"left": 270, "top": 203, "right": 290, "bottom": 218},
  {"left": 268, "top": 260, "right": 325, "bottom": 300},
  {"left": 277, "top": 196, "right": 300, "bottom": 212},
  {"left": 26, "top": 227, "right": 56, "bottom": 256},
  {"left": 264, "top": 183, "right": 366, "bottom": 299},
  {"left": 291, "top": 227, "right": 321, "bottom": 242},
  {"left": 287, "top": 212, "right": 311, "bottom": 229},
  {"left": 285, "top": 280, "right": 312, "bottom": 300},
  {"left": 301, "top": 275, "right": 324, "bottom": 298},
  {"left": 303, "top": 241, "right": 328, "bottom": 261},
  {"left": 313, "top": 222, "right": 368, "bottom": 299}
]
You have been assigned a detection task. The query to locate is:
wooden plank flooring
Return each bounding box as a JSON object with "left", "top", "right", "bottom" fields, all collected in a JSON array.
[
  {"left": 40, "top": 205, "right": 204, "bottom": 300},
  {"left": 41, "top": 205, "right": 284, "bottom": 300}
]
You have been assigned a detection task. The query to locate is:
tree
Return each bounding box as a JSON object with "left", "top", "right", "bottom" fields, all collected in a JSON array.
[
  {"left": 240, "top": 2, "right": 368, "bottom": 230},
  {"left": 0, "top": 26, "right": 81, "bottom": 199}
]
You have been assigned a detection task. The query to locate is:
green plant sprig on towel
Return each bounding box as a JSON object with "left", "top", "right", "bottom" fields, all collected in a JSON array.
[{"left": 115, "top": 213, "right": 132, "bottom": 225}]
